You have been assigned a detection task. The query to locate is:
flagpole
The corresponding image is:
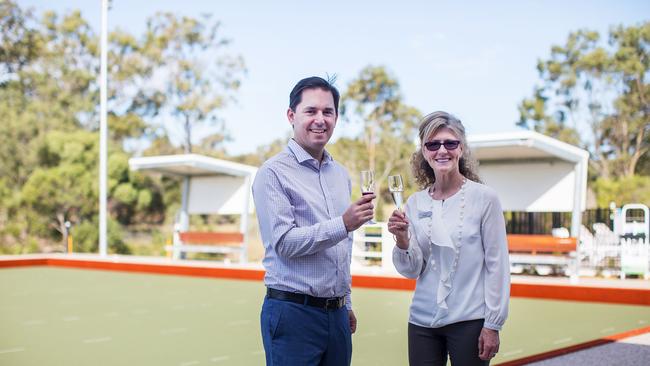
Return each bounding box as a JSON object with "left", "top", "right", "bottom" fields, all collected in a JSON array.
[{"left": 99, "top": 0, "right": 108, "bottom": 257}]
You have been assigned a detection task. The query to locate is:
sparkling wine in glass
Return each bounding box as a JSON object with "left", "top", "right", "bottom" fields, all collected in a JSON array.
[
  {"left": 360, "top": 170, "right": 375, "bottom": 224},
  {"left": 388, "top": 174, "right": 404, "bottom": 211}
]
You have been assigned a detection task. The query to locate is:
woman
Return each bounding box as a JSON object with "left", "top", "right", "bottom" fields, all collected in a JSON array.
[{"left": 388, "top": 111, "right": 510, "bottom": 366}]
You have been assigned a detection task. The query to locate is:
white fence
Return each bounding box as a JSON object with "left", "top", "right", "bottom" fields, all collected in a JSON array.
[
  {"left": 352, "top": 222, "right": 650, "bottom": 279},
  {"left": 352, "top": 223, "right": 396, "bottom": 273},
  {"left": 579, "top": 223, "right": 650, "bottom": 279},
  {"left": 620, "top": 238, "right": 650, "bottom": 279}
]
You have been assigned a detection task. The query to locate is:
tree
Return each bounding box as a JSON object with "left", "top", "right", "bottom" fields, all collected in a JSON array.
[
  {"left": 21, "top": 131, "right": 97, "bottom": 246},
  {"left": 518, "top": 22, "right": 649, "bottom": 179},
  {"left": 234, "top": 133, "right": 291, "bottom": 167},
  {"left": 0, "top": 2, "right": 245, "bottom": 253},
  {"left": 592, "top": 175, "right": 650, "bottom": 207},
  {"left": 637, "top": 152, "right": 650, "bottom": 176},
  {"left": 0, "top": 1, "right": 41, "bottom": 77},
  {"left": 327, "top": 137, "right": 367, "bottom": 187},
  {"left": 0, "top": 3, "right": 100, "bottom": 251},
  {"left": 109, "top": 12, "right": 246, "bottom": 153},
  {"left": 0, "top": 4, "right": 96, "bottom": 188},
  {"left": 341, "top": 66, "right": 420, "bottom": 194}
]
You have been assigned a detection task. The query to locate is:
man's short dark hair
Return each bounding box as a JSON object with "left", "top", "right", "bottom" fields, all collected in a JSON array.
[{"left": 289, "top": 76, "right": 340, "bottom": 115}]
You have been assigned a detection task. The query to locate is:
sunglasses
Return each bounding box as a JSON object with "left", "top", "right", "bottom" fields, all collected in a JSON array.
[{"left": 423, "top": 140, "right": 461, "bottom": 151}]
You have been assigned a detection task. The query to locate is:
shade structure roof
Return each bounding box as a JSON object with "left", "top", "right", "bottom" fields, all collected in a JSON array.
[
  {"left": 467, "top": 130, "right": 589, "bottom": 237},
  {"left": 129, "top": 154, "right": 257, "bottom": 178},
  {"left": 128, "top": 154, "right": 258, "bottom": 262},
  {"left": 469, "top": 130, "right": 589, "bottom": 164},
  {"left": 129, "top": 154, "right": 257, "bottom": 216}
]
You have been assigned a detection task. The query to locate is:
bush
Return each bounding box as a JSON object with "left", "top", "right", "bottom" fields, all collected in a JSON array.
[
  {"left": 71, "top": 218, "right": 131, "bottom": 254},
  {"left": 592, "top": 175, "right": 650, "bottom": 207}
]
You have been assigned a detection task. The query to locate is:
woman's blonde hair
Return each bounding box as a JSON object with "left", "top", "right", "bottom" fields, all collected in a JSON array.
[{"left": 411, "top": 111, "right": 481, "bottom": 188}]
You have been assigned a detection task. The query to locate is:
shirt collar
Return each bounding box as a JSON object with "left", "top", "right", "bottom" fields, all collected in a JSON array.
[{"left": 287, "top": 139, "right": 333, "bottom": 166}]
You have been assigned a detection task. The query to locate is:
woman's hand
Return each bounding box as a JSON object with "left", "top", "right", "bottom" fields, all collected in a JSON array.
[
  {"left": 387, "top": 209, "right": 410, "bottom": 249},
  {"left": 478, "top": 327, "right": 500, "bottom": 360}
]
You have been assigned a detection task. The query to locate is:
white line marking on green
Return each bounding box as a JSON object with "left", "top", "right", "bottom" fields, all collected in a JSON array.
[
  {"left": 161, "top": 328, "right": 188, "bottom": 335},
  {"left": 600, "top": 327, "right": 615, "bottom": 333},
  {"left": 210, "top": 356, "right": 230, "bottom": 362},
  {"left": 179, "top": 361, "right": 199, "bottom": 366},
  {"left": 0, "top": 347, "right": 25, "bottom": 354},
  {"left": 83, "top": 337, "right": 112, "bottom": 344},
  {"left": 227, "top": 320, "right": 251, "bottom": 326},
  {"left": 10, "top": 291, "right": 31, "bottom": 297},
  {"left": 360, "top": 332, "right": 377, "bottom": 337},
  {"left": 553, "top": 337, "right": 572, "bottom": 345},
  {"left": 23, "top": 320, "right": 45, "bottom": 326},
  {"left": 502, "top": 349, "right": 523, "bottom": 357}
]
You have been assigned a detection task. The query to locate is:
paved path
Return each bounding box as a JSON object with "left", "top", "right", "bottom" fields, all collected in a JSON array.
[{"left": 527, "top": 332, "right": 650, "bottom": 366}]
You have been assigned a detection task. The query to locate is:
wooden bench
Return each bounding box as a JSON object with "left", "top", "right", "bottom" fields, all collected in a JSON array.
[
  {"left": 170, "top": 231, "right": 246, "bottom": 261},
  {"left": 507, "top": 234, "right": 578, "bottom": 276},
  {"left": 507, "top": 234, "right": 577, "bottom": 254}
]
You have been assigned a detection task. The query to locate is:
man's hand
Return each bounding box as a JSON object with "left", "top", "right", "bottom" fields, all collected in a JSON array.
[
  {"left": 478, "top": 327, "right": 499, "bottom": 361},
  {"left": 348, "top": 310, "right": 357, "bottom": 334},
  {"left": 343, "top": 194, "right": 375, "bottom": 232},
  {"left": 387, "top": 209, "right": 410, "bottom": 249}
]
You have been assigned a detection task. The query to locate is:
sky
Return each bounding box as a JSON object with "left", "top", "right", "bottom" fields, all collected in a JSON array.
[{"left": 18, "top": 0, "right": 650, "bottom": 156}]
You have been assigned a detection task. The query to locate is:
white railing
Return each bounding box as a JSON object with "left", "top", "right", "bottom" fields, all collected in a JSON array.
[
  {"left": 578, "top": 223, "right": 650, "bottom": 279},
  {"left": 620, "top": 238, "right": 650, "bottom": 279},
  {"left": 352, "top": 223, "right": 397, "bottom": 273},
  {"left": 351, "top": 222, "right": 650, "bottom": 279}
]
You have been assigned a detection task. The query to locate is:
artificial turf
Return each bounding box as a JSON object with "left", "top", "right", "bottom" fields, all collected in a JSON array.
[{"left": 1, "top": 267, "right": 649, "bottom": 365}]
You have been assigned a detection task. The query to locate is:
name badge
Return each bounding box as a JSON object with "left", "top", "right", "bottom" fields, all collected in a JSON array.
[{"left": 418, "top": 211, "right": 432, "bottom": 219}]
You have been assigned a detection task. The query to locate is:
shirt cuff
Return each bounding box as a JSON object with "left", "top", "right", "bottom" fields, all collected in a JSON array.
[
  {"left": 483, "top": 320, "right": 502, "bottom": 331},
  {"left": 329, "top": 216, "right": 349, "bottom": 242},
  {"left": 393, "top": 245, "right": 411, "bottom": 255}
]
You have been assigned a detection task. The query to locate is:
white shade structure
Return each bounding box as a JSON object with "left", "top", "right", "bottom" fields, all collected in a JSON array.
[
  {"left": 129, "top": 154, "right": 257, "bottom": 261},
  {"left": 468, "top": 130, "right": 590, "bottom": 238}
]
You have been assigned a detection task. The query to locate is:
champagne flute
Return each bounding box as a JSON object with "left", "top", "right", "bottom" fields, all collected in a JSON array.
[
  {"left": 388, "top": 174, "right": 404, "bottom": 211},
  {"left": 360, "top": 170, "right": 376, "bottom": 224}
]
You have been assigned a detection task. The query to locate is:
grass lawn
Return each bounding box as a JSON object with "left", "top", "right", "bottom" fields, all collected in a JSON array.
[{"left": 1, "top": 267, "right": 649, "bottom": 365}]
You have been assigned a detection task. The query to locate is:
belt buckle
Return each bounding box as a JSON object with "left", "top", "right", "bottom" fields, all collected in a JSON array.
[{"left": 325, "top": 297, "right": 342, "bottom": 310}]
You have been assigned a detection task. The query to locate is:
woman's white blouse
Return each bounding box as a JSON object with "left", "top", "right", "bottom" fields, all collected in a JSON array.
[{"left": 393, "top": 180, "right": 510, "bottom": 330}]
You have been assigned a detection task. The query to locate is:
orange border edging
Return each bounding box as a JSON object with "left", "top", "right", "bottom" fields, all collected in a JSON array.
[
  {"left": 1, "top": 257, "right": 649, "bottom": 305},
  {"left": 511, "top": 282, "right": 650, "bottom": 306},
  {"left": 352, "top": 274, "right": 415, "bottom": 290},
  {"left": 0, "top": 258, "right": 47, "bottom": 268},
  {"left": 494, "top": 325, "right": 650, "bottom": 366},
  {"left": 46, "top": 258, "right": 266, "bottom": 281}
]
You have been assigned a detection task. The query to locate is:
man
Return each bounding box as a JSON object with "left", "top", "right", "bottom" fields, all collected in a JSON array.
[{"left": 253, "top": 76, "right": 375, "bottom": 365}]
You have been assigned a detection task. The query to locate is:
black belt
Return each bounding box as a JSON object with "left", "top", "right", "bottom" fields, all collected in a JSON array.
[{"left": 266, "top": 288, "right": 346, "bottom": 310}]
